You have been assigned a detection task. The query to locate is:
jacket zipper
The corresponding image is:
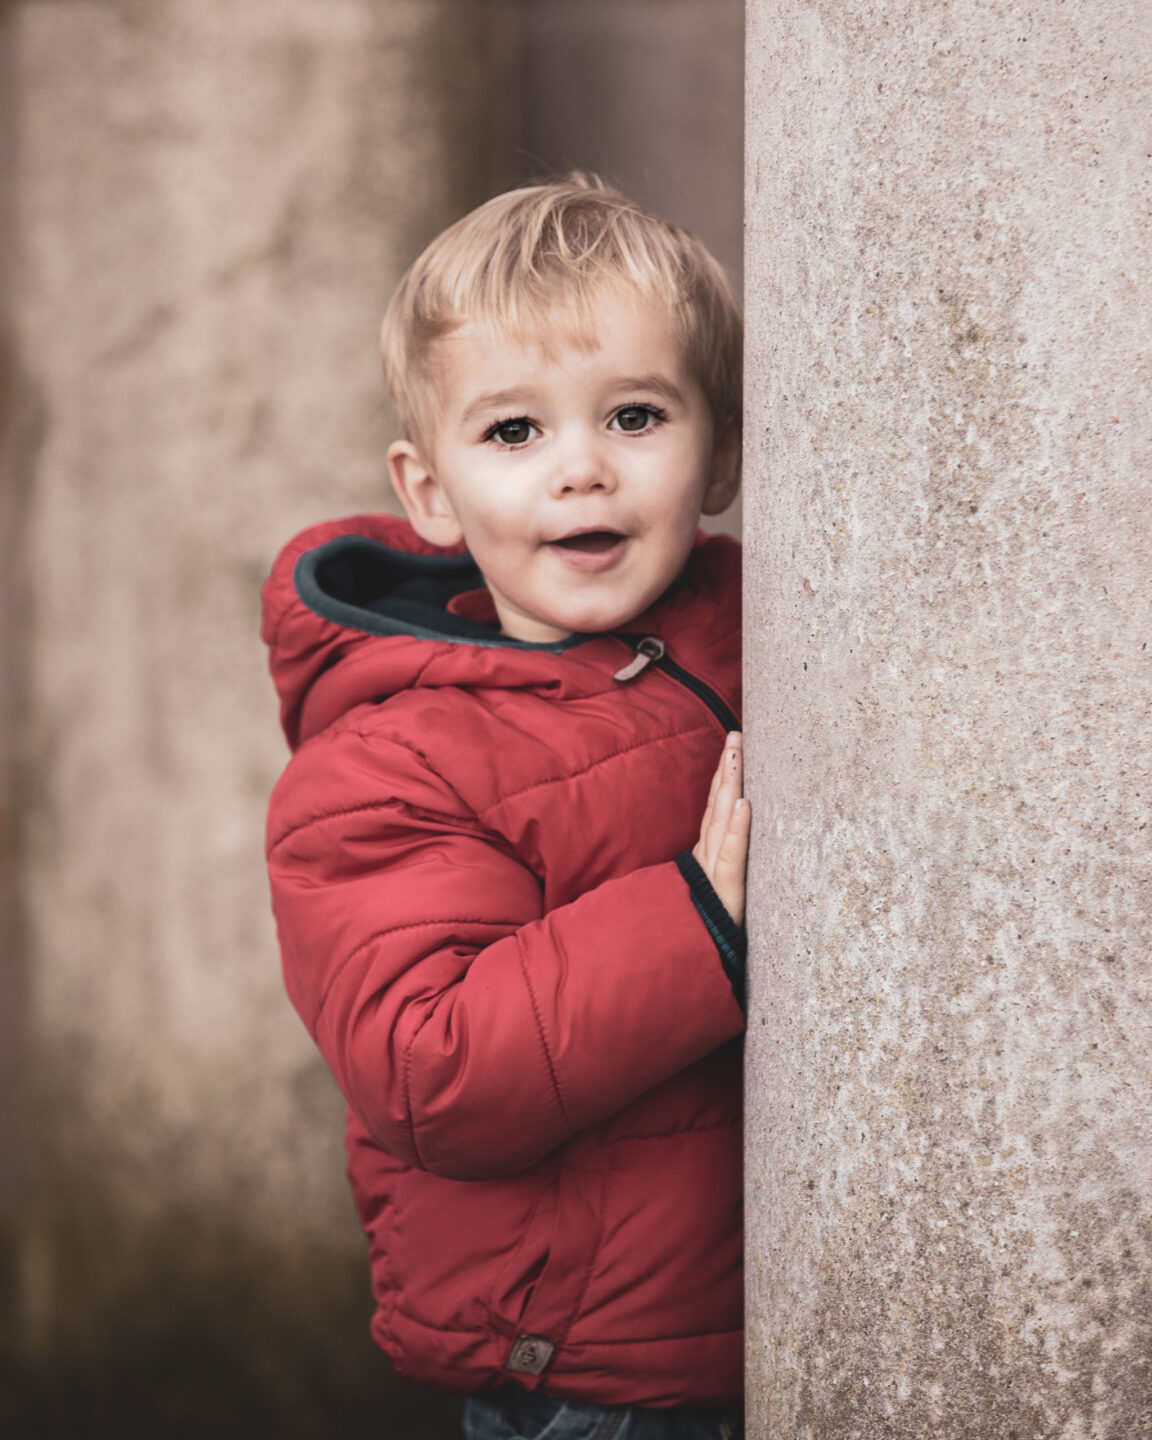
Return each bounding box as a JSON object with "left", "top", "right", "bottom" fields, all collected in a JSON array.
[{"left": 613, "top": 634, "right": 740, "bottom": 734}]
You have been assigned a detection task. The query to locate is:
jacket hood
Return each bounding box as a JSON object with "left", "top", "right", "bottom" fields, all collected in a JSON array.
[{"left": 262, "top": 512, "right": 739, "bottom": 750}]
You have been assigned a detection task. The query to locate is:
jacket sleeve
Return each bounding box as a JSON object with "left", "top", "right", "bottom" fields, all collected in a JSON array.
[{"left": 266, "top": 722, "right": 746, "bottom": 1181}]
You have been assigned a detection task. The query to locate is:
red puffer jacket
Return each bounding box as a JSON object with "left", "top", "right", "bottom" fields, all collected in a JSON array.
[{"left": 263, "top": 515, "right": 745, "bottom": 1408}]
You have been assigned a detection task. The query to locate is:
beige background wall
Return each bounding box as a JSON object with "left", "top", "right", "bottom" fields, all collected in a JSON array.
[
  {"left": 1, "top": 1, "right": 518, "bottom": 1432},
  {"left": 0, "top": 2, "right": 743, "bottom": 1431},
  {"left": 744, "top": 1, "right": 1152, "bottom": 1434}
]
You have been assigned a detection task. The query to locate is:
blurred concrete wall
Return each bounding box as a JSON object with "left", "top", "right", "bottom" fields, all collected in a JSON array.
[
  {"left": 744, "top": 1, "right": 1152, "bottom": 1434},
  {"left": 1, "top": 2, "right": 517, "bottom": 1433},
  {"left": 0, "top": 1, "right": 743, "bottom": 1433}
]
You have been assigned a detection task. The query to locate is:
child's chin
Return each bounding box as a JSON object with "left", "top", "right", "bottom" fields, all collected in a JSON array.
[{"left": 556, "top": 603, "right": 647, "bottom": 637}]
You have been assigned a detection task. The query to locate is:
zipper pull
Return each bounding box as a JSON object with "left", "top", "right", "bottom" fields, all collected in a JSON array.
[{"left": 613, "top": 635, "right": 665, "bottom": 682}]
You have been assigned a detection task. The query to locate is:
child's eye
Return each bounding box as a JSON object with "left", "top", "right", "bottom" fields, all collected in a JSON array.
[
  {"left": 484, "top": 417, "right": 537, "bottom": 447},
  {"left": 611, "top": 405, "right": 665, "bottom": 434}
]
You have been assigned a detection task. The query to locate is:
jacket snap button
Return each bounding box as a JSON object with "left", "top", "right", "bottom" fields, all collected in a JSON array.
[{"left": 504, "top": 1335, "right": 556, "bottom": 1375}]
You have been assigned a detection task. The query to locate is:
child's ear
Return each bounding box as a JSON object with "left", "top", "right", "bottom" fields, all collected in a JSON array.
[
  {"left": 387, "top": 440, "right": 464, "bottom": 548},
  {"left": 701, "top": 422, "right": 742, "bottom": 516}
]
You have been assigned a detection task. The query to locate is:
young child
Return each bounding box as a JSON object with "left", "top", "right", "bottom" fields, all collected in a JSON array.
[{"left": 262, "top": 174, "right": 749, "bottom": 1440}]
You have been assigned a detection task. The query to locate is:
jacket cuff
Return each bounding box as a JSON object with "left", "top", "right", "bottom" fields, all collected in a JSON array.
[{"left": 675, "top": 852, "right": 746, "bottom": 1011}]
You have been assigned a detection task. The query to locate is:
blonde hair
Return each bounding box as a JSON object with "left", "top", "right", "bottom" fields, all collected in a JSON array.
[{"left": 380, "top": 173, "right": 743, "bottom": 456}]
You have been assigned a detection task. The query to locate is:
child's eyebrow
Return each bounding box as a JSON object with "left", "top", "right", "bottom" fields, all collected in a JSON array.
[
  {"left": 611, "top": 373, "right": 688, "bottom": 407},
  {"left": 460, "top": 389, "right": 535, "bottom": 427}
]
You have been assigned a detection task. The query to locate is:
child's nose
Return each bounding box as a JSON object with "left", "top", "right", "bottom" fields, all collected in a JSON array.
[{"left": 550, "top": 432, "right": 616, "bottom": 497}]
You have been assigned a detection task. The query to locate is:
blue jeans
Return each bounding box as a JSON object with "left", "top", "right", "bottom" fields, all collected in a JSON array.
[{"left": 463, "top": 1390, "right": 744, "bottom": 1440}]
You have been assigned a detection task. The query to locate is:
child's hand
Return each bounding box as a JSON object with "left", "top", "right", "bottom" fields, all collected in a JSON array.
[{"left": 692, "top": 732, "right": 751, "bottom": 926}]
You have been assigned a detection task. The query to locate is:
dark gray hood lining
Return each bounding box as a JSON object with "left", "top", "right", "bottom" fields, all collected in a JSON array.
[{"left": 294, "top": 535, "right": 588, "bottom": 652}]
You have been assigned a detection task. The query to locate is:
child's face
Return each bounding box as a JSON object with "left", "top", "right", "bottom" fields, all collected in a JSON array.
[{"left": 388, "top": 289, "right": 739, "bottom": 644}]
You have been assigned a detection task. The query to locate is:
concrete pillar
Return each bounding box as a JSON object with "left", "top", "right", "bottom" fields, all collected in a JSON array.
[
  {"left": 2, "top": 0, "right": 516, "bottom": 1427},
  {"left": 744, "top": 3, "right": 1152, "bottom": 1436}
]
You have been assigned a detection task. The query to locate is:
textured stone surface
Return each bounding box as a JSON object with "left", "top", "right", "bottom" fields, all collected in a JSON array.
[
  {"left": 2, "top": 0, "right": 514, "bottom": 1428},
  {"left": 744, "top": 2, "right": 1152, "bottom": 1435}
]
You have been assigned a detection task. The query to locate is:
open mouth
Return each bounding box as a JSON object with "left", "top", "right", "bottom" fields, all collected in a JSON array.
[{"left": 549, "top": 530, "right": 624, "bottom": 554}]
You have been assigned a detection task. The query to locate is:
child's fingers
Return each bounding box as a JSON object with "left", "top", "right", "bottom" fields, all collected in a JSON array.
[
  {"left": 712, "top": 795, "right": 751, "bottom": 925},
  {"left": 718, "top": 792, "right": 751, "bottom": 866},
  {"left": 710, "top": 733, "right": 743, "bottom": 837},
  {"left": 696, "top": 733, "right": 744, "bottom": 873}
]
